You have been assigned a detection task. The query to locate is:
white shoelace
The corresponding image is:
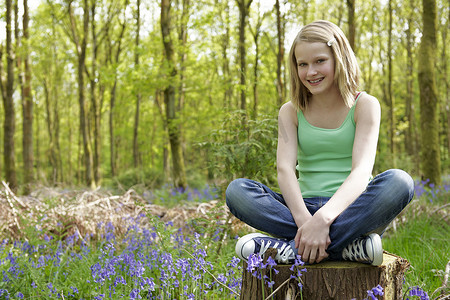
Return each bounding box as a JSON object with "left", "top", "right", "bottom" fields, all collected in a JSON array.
[
  {"left": 258, "top": 240, "right": 294, "bottom": 263},
  {"left": 342, "top": 238, "right": 368, "bottom": 261}
]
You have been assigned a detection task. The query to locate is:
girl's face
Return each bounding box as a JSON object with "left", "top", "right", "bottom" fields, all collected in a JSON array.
[{"left": 294, "top": 41, "right": 336, "bottom": 96}]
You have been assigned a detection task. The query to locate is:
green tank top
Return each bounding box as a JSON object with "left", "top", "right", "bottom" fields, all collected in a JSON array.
[{"left": 296, "top": 93, "right": 362, "bottom": 198}]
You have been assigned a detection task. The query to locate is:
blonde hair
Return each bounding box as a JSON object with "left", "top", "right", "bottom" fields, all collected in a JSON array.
[{"left": 288, "top": 20, "right": 360, "bottom": 110}]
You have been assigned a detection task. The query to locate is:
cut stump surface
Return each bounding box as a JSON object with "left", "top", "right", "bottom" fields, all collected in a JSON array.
[{"left": 240, "top": 250, "right": 410, "bottom": 300}]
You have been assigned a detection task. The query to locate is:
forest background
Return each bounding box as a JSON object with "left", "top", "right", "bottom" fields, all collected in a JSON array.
[{"left": 0, "top": 0, "right": 448, "bottom": 195}]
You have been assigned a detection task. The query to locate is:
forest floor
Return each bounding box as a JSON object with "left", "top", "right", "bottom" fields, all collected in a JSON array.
[
  {"left": 1, "top": 181, "right": 448, "bottom": 299},
  {"left": 0, "top": 181, "right": 251, "bottom": 243}
]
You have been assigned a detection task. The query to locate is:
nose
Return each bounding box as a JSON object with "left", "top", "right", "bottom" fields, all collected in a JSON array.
[{"left": 307, "top": 65, "right": 317, "bottom": 77}]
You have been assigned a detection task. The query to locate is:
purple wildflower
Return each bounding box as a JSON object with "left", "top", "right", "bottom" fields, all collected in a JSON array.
[
  {"left": 407, "top": 286, "right": 430, "bottom": 300},
  {"left": 246, "top": 253, "right": 262, "bottom": 272}
]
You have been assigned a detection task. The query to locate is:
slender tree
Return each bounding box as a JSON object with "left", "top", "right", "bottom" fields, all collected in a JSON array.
[
  {"left": 133, "top": 0, "right": 142, "bottom": 168},
  {"left": 346, "top": 0, "right": 356, "bottom": 51},
  {"left": 216, "top": 0, "right": 232, "bottom": 109},
  {"left": 68, "top": 0, "right": 93, "bottom": 187},
  {"left": 0, "top": 0, "right": 18, "bottom": 190},
  {"left": 160, "top": 0, "right": 187, "bottom": 189},
  {"left": 418, "top": 0, "right": 441, "bottom": 185},
  {"left": 107, "top": 3, "right": 127, "bottom": 177},
  {"left": 404, "top": 1, "right": 420, "bottom": 172},
  {"left": 387, "top": 0, "right": 396, "bottom": 167},
  {"left": 22, "top": 0, "right": 34, "bottom": 191},
  {"left": 236, "top": 0, "right": 253, "bottom": 111},
  {"left": 249, "top": 2, "right": 265, "bottom": 118},
  {"left": 275, "top": 0, "right": 286, "bottom": 107}
]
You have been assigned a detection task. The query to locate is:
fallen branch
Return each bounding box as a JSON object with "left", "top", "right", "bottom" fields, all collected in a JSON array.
[
  {"left": 264, "top": 277, "right": 291, "bottom": 300},
  {"left": 432, "top": 203, "right": 450, "bottom": 215},
  {"left": 2, "top": 181, "right": 28, "bottom": 208},
  {"left": 68, "top": 195, "right": 121, "bottom": 211},
  {"left": 442, "top": 260, "right": 450, "bottom": 293},
  {"left": 2, "top": 181, "right": 21, "bottom": 231}
]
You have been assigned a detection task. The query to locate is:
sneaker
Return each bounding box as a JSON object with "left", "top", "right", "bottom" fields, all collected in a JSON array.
[
  {"left": 235, "top": 233, "right": 296, "bottom": 264},
  {"left": 342, "top": 233, "right": 383, "bottom": 266}
]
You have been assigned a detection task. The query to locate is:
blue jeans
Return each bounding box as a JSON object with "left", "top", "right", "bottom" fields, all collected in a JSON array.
[{"left": 226, "top": 169, "right": 414, "bottom": 260}]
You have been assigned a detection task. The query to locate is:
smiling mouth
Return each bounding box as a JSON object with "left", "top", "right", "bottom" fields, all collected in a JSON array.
[{"left": 308, "top": 78, "right": 324, "bottom": 84}]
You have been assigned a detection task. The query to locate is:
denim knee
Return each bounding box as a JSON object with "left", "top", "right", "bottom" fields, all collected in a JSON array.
[
  {"left": 225, "top": 178, "right": 247, "bottom": 210},
  {"left": 385, "top": 169, "right": 415, "bottom": 203}
]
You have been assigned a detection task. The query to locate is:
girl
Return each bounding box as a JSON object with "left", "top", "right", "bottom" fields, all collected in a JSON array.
[{"left": 226, "top": 20, "right": 414, "bottom": 266}]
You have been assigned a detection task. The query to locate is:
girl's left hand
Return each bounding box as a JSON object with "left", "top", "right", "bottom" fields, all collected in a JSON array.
[{"left": 295, "top": 217, "right": 331, "bottom": 264}]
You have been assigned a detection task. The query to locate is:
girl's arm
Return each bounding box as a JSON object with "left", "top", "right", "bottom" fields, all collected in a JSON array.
[
  {"left": 296, "top": 93, "right": 381, "bottom": 263},
  {"left": 276, "top": 102, "right": 312, "bottom": 229}
]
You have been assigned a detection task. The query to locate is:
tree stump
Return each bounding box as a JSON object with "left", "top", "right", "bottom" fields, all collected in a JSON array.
[{"left": 240, "top": 249, "right": 410, "bottom": 300}]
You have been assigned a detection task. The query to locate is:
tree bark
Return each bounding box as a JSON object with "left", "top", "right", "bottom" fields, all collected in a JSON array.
[
  {"left": 68, "top": 0, "right": 93, "bottom": 187},
  {"left": 236, "top": 0, "right": 253, "bottom": 111},
  {"left": 216, "top": 0, "right": 232, "bottom": 109},
  {"left": 388, "top": 0, "right": 396, "bottom": 168},
  {"left": 43, "top": 79, "right": 58, "bottom": 182},
  {"left": 418, "top": 0, "right": 441, "bottom": 185},
  {"left": 250, "top": 2, "right": 264, "bottom": 118},
  {"left": 21, "top": 0, "right": 34, "bottom": 191},
  {"left": 133, "top": 0, "right": 141, "bottom": 168},
  {"left": 275, "top": 0, "right": 285, "bottom": 107},
  {"left": 160, "top": 0, "right": 187, "bottom": 189},
  {"left": 404, "top": 4, "right": 420, "bottom": 173},
  {"left": 346, "top": 0, "right": 356, "bottom": 52},
  {"left": 90, "top": 2, "right": 101, "bottom": 186},
  {"left": 106, "top": 1, "right": 127, "bottom": 177},
  {"left": 241, "top": 251, "right": 409, "bottom": 300},
  {"left": 1, "top": 0, "right": 18, "bottom": 191},
  {"left": 110, "top": 79, "right": 117, "bottom": 177}
]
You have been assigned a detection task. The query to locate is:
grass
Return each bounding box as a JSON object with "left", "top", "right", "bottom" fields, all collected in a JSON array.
[
  {"left": 0, "top": 179, "right": 448, "bottom": 299},
  {"left": 382, "top": 179, "right": 450, "bottom": 298}
]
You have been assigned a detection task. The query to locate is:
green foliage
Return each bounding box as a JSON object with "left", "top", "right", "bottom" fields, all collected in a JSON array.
[
  {"left": 199, "top": 111, "right": 278, "bottom": 187},
  {"left": 2, "top": 0, "right": 449, "bottom": 191}
]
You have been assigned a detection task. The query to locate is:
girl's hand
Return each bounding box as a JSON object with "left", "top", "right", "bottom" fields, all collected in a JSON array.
[{"left": 295, "top": 216, "right": 331, "bottom": 264}]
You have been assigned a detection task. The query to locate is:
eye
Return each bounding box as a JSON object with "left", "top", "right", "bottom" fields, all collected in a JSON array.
[
  {"left": 317, "top": 59, "right": 326, "bottom": 63},
  {"left": 298, "top": 62, "right": 307, "bottom": 67}
]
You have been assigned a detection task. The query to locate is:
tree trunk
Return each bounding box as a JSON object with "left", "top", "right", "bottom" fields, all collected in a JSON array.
[
  {"left": 69, "top": 0, "right": 93, "bottom": 187},
  {"left": 160, "top": 0, "right": 187, "bottom": 189},
  {"left": 90, "top": 2, "right": 101, "bottom": 187},
  {"left": 387, "top": 0, "right": 396, "bottom": 168},
  {"left": 250, "top": 2, "right": 264, "bottom": 118},
  {"left": 241, "top": 251, "right": 409, "bottom": 300},
  {"left": 275, "top": 0, "right": 285, "bottom": 107},
  {"left": 217, "top": 0, "right": 232, "bottom": 109},
  {"left": 418, "top": 0, "right": 441, "bottom": 185},
  {"left": 44, "top": 79, "right": 58, "bottom": 182},
  {"left": 439, "top": 11, "right": 449, "bottom": 167},
  {"left": 106, "top": 1, "right": 127, "bottom": 177},
  {"left": 133, "top": 0, "right": 142, "bottom": 168},
  {"left": 110, "top": 80, "right": 117, "bottom": 177},
  {"left": 346, "top": 0, "right": 355, "bottom": 52},
  {"left": 236, "top": 0, "right": 253, "bottom": 111},
  {"left": 405, "top": 6, "right": 420, "bottom": 173},
  {"left": 21, "top": 0, "right": 34, "bottom": 191},
  {"left": 1, "top": 0, "right": 18, "bottom": 191}
]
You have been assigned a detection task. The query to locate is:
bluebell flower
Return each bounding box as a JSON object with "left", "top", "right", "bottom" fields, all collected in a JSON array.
[
  {"left": 246, "top": 254, "right": 262, "bottom": 272},
  {"left": 372, "top": 284, "right": 383, "bottom": 296},
  {"left": 266, "top": 256, "right": 277, "bottom": 267},
  {"left": 187, "top": 293, "right": 195, "bottom": 300},
  {"left": 129, "top": 289, "right": 141, "bottom": 299},
  {"left": 407, "top": 286, "right": 430, "bottom": 300}
]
